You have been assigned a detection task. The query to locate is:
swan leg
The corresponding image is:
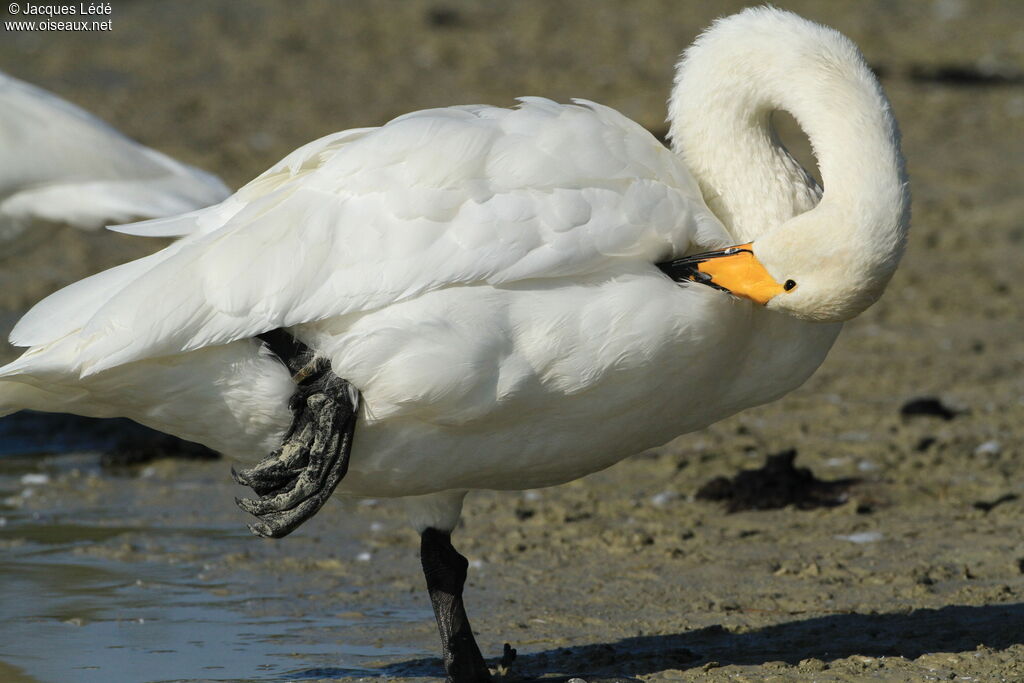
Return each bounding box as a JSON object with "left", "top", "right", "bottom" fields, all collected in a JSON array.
[
  {"left": 233, "top": 330, "right": 358, "bottom": 539},
  {"left": 421, "top": 528, "right": 495, "bottom": 683}
]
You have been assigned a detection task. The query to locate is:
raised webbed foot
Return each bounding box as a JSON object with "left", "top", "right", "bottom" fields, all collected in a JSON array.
[{"left": 233, "top": 332, "right": 359, "bottom": 538}]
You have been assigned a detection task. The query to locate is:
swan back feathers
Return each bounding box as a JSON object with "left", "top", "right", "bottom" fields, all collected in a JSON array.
[{"left": 8, "top": 98, "right": 728, "bottom": 375}]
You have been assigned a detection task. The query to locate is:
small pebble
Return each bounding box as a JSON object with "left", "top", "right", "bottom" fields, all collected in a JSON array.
[
  {"left": 20, "top": 473, "right": 50, "bottom": 486},
  {"left": 835, "top": 531, "right": 884, "bottom": 543},
  {"left": 649, "top": 490, "right": 676, "bottom": 507},
  {"left": 973, "top": 440, "right": 1000, "bottom": 456}
]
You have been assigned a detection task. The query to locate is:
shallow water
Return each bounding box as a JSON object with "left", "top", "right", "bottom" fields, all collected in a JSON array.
[
  {"left": 0, "top": 446, "right": 433, "bottom": 683},
  {"left": 0, "top": 412, "right": 176, "bottom": 457}
]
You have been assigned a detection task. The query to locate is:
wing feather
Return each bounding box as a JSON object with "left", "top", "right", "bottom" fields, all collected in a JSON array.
[
  {"left": 0, "top": 70, "right": 230, "bottom": 236},
  {"left": 9, "top": 98, "right": 729, "bottom": 376}
]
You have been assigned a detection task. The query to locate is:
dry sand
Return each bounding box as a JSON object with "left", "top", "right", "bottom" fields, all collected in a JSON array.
[{"left": 0, "top": 1, "right": 1022, "bottom": 681}]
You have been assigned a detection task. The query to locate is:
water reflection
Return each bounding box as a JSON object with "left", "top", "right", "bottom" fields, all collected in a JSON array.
[
  {"left": 0, "top": 411, "right": 217, "bottom": 463},
  {"left": 0, "top": 450, "right": 429, "bottom": 683}
]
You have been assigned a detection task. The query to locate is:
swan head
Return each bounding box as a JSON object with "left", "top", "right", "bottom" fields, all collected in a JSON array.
[
  {"left": 756, "top": 201, "right": 909, "bottom": 322},
  {"left": 666, "top": 198, "right": 909, "bottom": 323},
  {"left": 662, "top": 6, "right": 911, "bottom": 322}
]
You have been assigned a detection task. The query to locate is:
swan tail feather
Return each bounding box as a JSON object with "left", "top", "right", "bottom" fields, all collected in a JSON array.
[{"left": 0, "top": 377, "right": 70, "bottom": 417}]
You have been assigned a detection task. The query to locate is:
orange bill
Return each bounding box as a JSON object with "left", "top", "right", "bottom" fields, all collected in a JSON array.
[{"left": 656, "top": 242, "right": 786, "bottom": 305}]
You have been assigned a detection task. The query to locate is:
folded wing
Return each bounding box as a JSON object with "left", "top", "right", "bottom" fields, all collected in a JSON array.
[{"left": 8, "top": 98, "right": 728, "bottom": 377}]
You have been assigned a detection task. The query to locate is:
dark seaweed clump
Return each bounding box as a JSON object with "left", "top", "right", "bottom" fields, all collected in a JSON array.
[
  {"left": 696, "top": 449, "right": 856, "bottom": 513},
  {"left": 899, "top": 397, "right": 961, "bottom": 421}
]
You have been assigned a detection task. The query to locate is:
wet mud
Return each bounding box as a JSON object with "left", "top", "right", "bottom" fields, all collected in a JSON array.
[{"left": 0, "top": 1, "right": 1022, "bottom": 681}]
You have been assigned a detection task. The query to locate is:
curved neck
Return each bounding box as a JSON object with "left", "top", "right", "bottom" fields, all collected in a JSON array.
[{"left": 667, "top": 9, "right": 908, "bottom": 245}]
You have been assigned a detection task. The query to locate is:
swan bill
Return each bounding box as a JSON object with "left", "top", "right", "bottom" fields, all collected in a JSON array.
[{"left": 657, "top": 243, "right": 786, "bottom": 305}]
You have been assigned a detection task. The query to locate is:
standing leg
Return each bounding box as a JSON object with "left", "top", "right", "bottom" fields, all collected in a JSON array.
[{"left": 420, "top": 527, "right": 492, "bottom": 683}]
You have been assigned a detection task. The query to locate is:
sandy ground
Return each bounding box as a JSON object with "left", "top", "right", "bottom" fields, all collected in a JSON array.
[{"left": 0, "top": 1, "right": 1023, "bottom": 681}]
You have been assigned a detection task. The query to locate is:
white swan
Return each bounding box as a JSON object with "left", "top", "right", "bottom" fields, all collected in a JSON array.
[
  {"left": 0, "top": 8, "right": 908, "bottom": 681},
  {"left": 0, "top": 70, "right": 230, "bottom": 247}
]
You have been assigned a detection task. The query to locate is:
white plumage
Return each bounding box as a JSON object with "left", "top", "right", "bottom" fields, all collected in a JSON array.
[
  {"left": 0, "top": 8, "right": 907, "bottom": 528},
  {"left": 9, "top": 99, "right": 724, "bottom": 372},
  {"left": 0, "top": 9, "right": 912, "bottom": 676},
  {"left": 0, "top": 70, "right": 230, "bottom": 246}
]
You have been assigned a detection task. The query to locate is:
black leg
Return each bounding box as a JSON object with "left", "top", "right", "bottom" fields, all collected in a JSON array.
[
  {"left": 232, "top": 330, "right": 359, "bottom": 538},
  {"left": 421, "top": 528, "right": 493, "bottom": 683}
]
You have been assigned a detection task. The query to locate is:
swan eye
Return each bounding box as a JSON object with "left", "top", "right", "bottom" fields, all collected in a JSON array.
[{"left": 783, "top": 279, "right": 797, "bottom": 292}]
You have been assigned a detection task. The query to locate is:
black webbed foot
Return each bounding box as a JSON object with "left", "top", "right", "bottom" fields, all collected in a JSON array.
[
  {"left": 497, "top": 643, "right": 517, "bottom": 677},
  {"left": 233, "top": 332, "right": 359, "bottom": 539}
]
